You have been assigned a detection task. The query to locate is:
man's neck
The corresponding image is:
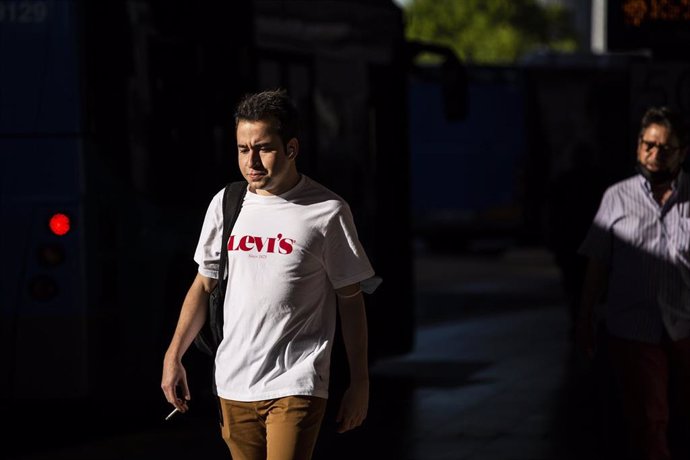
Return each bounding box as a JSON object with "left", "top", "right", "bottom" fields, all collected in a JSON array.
[{"left": 651, "top": 182, "right": 673, "bottom": 205}]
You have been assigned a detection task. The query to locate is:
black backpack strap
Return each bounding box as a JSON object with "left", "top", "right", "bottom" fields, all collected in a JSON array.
[
  {"left": 217, "top": 181, "right": 247, "bottom": 298},
  {"left": 206, "top": 182, "right": 246, "bottom": 403},
  {"left": 192, "top": 181, "right": 247, "bottom": 365}
]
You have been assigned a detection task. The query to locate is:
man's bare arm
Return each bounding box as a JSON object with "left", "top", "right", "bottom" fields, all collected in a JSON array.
[
  {"left": 161, "top": 273, "right": 217, "bottom": 411},
  {"left": 334, "top": 283, "right": 369, "bottom": 433}
]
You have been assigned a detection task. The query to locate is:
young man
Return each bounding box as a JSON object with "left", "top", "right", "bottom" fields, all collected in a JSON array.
[
  {"left": 161, "top": 89, "right": 378, "bottom": 460},
  {"left": 577, "top": 106, "right": 690, "bottom": 460}
]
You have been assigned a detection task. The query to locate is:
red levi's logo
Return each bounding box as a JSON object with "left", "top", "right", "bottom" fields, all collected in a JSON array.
[{"left": 228, "top": 234, "right": 296, "bottom": 255}]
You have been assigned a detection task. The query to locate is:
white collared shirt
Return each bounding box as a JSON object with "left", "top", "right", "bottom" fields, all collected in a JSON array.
[{"left": 579, "top": 171, "right": 690, "bottom": 342}]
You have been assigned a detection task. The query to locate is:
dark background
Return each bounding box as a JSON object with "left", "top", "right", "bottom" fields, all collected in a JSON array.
[{"left": 2, "top": 0, "right": 690, "bottom": 458}]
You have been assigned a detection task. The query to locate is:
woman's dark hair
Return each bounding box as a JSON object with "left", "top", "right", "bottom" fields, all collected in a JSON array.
[{"left": 234, "top": 89, "right": 300, "bottom": 147}]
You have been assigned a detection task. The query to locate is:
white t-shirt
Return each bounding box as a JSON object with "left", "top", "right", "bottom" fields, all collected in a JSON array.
[{"left": 194, "top": 175, "right": 375, "bottom": 401}]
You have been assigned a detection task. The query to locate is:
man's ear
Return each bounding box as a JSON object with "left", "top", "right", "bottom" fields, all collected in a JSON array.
[{"left": 286, "top": 139, "right": 299, "bottom": 159}]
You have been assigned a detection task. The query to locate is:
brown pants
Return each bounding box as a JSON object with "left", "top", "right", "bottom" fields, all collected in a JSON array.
[
  {"left": 608, "top": 335, "right": 690, "bottom": 460},
  {"left": 218, "top": 396, "right": 327, "bottom": 460}
]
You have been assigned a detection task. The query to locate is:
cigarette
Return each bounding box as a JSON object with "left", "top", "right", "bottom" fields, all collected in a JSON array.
[{"left": 165, "top": 407, "right": 180, "bottom": 421}]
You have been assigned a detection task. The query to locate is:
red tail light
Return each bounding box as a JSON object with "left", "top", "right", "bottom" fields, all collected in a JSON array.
[{"left": 49, "top": 213, "right": 71, "bottom": 236}]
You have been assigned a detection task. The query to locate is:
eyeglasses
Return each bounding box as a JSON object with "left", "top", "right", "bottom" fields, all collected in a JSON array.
[{"left": 639, "top": 138, "right": 680, "bottom": 154}]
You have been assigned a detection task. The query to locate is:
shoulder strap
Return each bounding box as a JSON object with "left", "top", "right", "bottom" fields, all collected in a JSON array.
[{"left": 218, "top": 181, "right": 247, "bottom": 296}]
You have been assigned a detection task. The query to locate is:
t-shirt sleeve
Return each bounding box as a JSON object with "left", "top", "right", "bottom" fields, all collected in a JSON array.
[
  {"left": 193, "top": 188, "right": 225, "bottom": 279},
  {"left": 323, "top": 202, "right": 376, "bottom": 290},
  {"left": 578, "top": 186, "right": 615, "bottom": 267}
]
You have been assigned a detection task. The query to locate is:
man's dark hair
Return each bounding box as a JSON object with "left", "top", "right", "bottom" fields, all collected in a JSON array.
[
  {"left": 234, "top": 89, "right": 300, "bottom": 147},
  {"left": 640, "top": 106, "right": 689, "bottom": 148}
]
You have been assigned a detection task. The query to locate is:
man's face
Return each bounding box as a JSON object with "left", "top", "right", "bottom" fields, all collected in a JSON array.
[
  {"left": 236, "top": 119, "right": 296, "bottom": 196},
  {"left": 637, "top": 123, "right": 686, "bottom": 176}
]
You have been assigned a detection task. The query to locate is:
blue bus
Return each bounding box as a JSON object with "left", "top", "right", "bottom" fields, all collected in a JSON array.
[
  {"left": 1, "top": 0, "right": 416, "bottom": 408},
  {"left": 1, "top": 0, "right": 87, "bottom": 398}
]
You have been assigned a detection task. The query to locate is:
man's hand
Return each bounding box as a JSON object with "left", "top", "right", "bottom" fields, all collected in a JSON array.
[
  {"left": 161, "top": 355, "right": 191, "bottom": 413},
  {"left": 335, "top": 380, "right": 369, "bottom": 433}
]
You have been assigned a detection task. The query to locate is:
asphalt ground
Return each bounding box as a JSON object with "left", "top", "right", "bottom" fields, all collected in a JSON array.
[{"left": 7, "top": 246, "right": 625, "bottom": 460}]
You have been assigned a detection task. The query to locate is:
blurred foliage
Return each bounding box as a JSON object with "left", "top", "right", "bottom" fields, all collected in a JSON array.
[{"left": 403, "top": 0, "right": 579, "bottom": 64}]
